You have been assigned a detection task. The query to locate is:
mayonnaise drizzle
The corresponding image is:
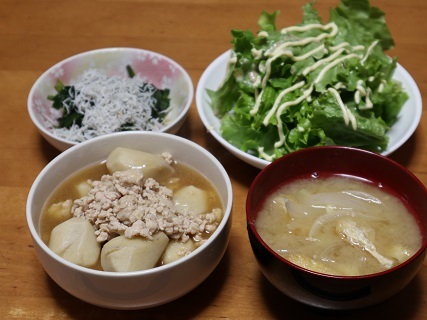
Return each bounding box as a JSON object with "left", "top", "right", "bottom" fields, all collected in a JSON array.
[
  {"left": 274, "top": 85, "right": 314, "bottom": 148},
  {"left": 280, "top": 44, "right": 326, "bottom": 62},
  {"left": 251, "top": 23, "right": 338, "bottom": 116},
  {"left": 302, "top": 48, "right": 345, "bottom": 76},
  {"left": 361, "top": 40, "right": 379, "bottom": 65},
  {"left": 235, "top": 21, "right": 382, "bottom": 152},
  {"left": 378, "top": 80, "right": 386, "bottom": 93},
  {"left": 314, "top": 53, "right": 361, "bottom": 84},
  {"left": 328, "top": 87, "right": 357, "bottom": 130},
  {"left": 258, "top": 146, "right": 275, "bottom": 161},
  {"left": 330, "top": 42, "right": 365, "bottom": 52},
  {"left": 258, "top": 31, "right": 269, "bottom": 38},
  {"left": 262, "top": 22, "right": 338, "bottom": 89},
  {"left": 263, "top": 81, "right": 305, "bottom": 125},
  {"left": 251, "top": 48, "right": 263, "bottom": 60},
  {"left": 281, "top": 22, "right": 338, "bottom": 35},
  {"left": 355, "top": 80, "right": 373, "bottom": 109}
]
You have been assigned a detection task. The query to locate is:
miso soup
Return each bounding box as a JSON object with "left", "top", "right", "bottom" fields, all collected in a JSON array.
[{"left": 255, "top": 175, "right": 422, "bottom": 276}]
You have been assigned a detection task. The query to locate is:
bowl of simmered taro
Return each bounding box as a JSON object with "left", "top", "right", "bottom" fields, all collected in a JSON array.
[
  {"left": 246, "top": 146, "right": 427, "bottom": 311},
  {"left": 26, "top": 131, "right": 233, "bottom": 310},
  {"left": 28, "top": 47, "right": 193, "bottom": 151}
]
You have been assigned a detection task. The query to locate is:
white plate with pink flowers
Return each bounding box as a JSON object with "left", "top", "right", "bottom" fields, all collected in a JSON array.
[{"left": 28, "top": 47, "right": 193, "bottom": 151}]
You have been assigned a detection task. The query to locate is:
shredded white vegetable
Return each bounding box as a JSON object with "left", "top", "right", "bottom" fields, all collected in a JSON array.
[
  {"left": 308, "top": 208, "right": 384, "bottom": 239},
  {"left": 337, "top": 219, "right": 394, "bottom": 269}
]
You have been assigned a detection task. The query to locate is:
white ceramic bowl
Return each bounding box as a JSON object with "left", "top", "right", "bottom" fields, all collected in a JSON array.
[
  {"left": 196, "top": 51, "right": 423, "bottom": 169},
  {"left": 26, "top": 131, "right": 233, "bottom": 310},
  {"left": 28, "top": 48, "right": 194, "bottom": 151}
]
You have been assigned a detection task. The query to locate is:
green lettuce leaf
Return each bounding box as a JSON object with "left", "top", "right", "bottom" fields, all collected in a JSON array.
[{"left": 208, "top": 0, "right": 408, "bottom": 161}]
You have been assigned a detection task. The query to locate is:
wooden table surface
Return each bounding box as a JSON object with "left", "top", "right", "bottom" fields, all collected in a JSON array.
[{"left": 1, "top": 0, "right": 426, "bottom": 318}]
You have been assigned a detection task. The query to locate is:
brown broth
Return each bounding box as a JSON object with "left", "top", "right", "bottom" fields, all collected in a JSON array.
[{"left": 40, "top": 159, "right": 223, "bottom": 270}]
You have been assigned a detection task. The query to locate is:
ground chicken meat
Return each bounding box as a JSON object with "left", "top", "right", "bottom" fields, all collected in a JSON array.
[
  {"left": 161, "top": 152, "right": 175, "bottom": 165},
  {"left": 72, "top": 169, "right": 221, "bottom": 243}
]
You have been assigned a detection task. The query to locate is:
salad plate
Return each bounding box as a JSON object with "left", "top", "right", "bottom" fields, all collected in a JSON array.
[{"left": 196, "top": 51, "right": 422, "bottom": 169}]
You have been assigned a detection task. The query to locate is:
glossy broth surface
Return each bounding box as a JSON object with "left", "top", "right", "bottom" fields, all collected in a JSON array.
[
  {"left": 40, "top": 160, "right": 223, "bottom": 270},
  {"left": 255, "top": 175, "right": 422, "bottom": 276}
]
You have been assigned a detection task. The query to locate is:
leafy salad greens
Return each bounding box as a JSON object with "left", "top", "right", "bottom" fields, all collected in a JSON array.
[{"left": 208, "top": 0, "right": 408, "bottom": 161}]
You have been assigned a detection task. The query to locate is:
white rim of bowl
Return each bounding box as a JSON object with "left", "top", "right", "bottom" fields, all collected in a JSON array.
[
  {"left": 27, "top": 47, "right": 194, "bottom": 147},
  {"left": 196, "top": 51, "right": 270, "bottom": 169},
  {"left": 196, "top": 50, "right": 422, "bottom": 168},
  {"left": 26, "top": 131, "right": 232, "bottom": 278}
]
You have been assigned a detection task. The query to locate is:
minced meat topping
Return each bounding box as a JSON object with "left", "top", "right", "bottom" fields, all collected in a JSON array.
[{"left": 72, "top": 169, "right": 221, "bottom": 243}]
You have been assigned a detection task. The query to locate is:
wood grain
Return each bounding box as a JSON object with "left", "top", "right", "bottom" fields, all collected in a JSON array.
[{"left": 1, "top": 0, "right": 426, "bottom": 318}]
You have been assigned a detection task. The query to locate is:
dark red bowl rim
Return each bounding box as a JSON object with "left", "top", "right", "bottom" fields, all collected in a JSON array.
[{"left": 246, "top": 146, "right": 427, "bottom": 279}]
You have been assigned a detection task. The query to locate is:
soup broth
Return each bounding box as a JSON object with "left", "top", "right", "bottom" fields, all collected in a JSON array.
[
  {"left": 40, "top": 154, "right": 223, "bottom": 271},
  {"left": 255, "top": 175, "right": 422, "bottom": 276}
]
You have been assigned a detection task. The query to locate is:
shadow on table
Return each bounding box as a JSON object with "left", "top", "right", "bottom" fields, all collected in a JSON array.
[
  {"left": 258, "top": 269, "right": 423, "bottom": 319},
  {"left": 388, "top": 128, "right": 418, "bottom": 168}
]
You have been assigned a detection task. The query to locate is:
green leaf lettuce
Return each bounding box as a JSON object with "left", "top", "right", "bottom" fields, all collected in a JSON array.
[{"left": 208, "top": 0, "right": 408, "bottom": 160}]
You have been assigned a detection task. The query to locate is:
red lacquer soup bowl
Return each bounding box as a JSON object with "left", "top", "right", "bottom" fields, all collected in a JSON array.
[{"left": 246, "top": 146, "right": 427, "bottom": 311}]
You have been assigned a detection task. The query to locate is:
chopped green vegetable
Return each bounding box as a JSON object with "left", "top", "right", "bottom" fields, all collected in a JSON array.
[
  {"left": 150, "top": 85, "right": 171, "bottom": 120},
  {"left": 208, "top": 0, "right": 408, "bottom": 160},
  {"left": 126, "top": 64, "right": 136, "bottom": 78},
  {"left": 48, "top": 80, "right": 84, "bottom": 129}
]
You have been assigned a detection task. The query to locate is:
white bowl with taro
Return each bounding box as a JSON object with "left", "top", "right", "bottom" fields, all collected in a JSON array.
[{"left": 26, "top": 131, "right": 233, "bottom": 309}]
